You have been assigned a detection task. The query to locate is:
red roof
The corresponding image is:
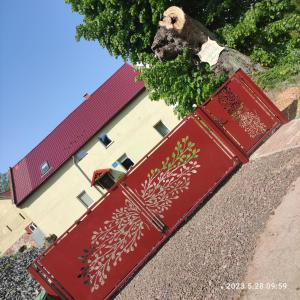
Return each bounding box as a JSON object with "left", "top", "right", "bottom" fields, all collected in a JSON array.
[{"left": 10, "top": 64, "right": 144, "bottom": 205}]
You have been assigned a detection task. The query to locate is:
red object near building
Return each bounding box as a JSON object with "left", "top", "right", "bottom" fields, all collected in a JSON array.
[
  {"left": 197, "top": 70, "right": 287, "bottom": 157},
  {"left": 27, "top": 70, "right": 287, "bottom": 299}
]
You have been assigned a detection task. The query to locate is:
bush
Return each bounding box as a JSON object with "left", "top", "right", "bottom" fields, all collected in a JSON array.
[{"left": 256, "top": 49, "right": 300, "bottom": 90}]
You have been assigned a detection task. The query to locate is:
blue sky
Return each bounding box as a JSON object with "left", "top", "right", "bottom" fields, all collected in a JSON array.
[{"left": 0, "top": 1, "right": 123, "bottom": 173}]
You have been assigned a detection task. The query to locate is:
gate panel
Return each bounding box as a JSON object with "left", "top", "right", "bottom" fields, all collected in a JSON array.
[
  {"left": 201, "top": 98, "right": 255, "bottom": 152},
  {"left": 124, "top": 116, "right": 240, "bottom": 231},
  {"left": 199, "top": 70, "right": 287, "bottom": 155},
  {"left": 35, "top": 186, "right": 163, "bottom": 300}
]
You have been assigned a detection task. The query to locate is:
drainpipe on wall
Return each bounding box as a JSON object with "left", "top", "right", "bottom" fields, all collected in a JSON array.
[
  {"left": 9, "top": 167, "right": 16, "bottom": 205},
  {"left": 72, "top": 156, "right": 104, "bottom": 196}
]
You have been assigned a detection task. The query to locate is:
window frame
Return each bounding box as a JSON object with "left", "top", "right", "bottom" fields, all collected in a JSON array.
[
  {"left": 98, "top": 133, "right": 113, "bottom": 148},
  {"left": 154, "top": 120, "right": 170, "bottom": 137},
  {"left": 117, "top": 154, "right": 134, "bottom": 171},
  {"left": 75, "top": 149, "right": 88, "bottom": 161},
  {"left": 77, "top": 191, "right": 94, "bottom": 208},
  {"left": 29, "top": 223, "right": 37, "bottom": 232},
  {"left": 40, "top": 161, "right": 50, "bottom": 176}
]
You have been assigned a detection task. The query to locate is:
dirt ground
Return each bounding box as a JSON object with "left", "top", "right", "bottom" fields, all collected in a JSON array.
[{"left": 267, "top": 80, "right": 300, "bottom": 120}]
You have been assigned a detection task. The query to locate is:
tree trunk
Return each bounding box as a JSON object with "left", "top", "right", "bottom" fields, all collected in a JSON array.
[{"left": 151, "top": 6, "right": 263, "bottom": 76}]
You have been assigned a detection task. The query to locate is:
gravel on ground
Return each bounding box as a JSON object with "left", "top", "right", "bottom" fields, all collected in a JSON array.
[
  {"left": 0, "top": 247, "right": 43, "bottom": 300},
  {"left": 116, "top": 147, "right": 300, "bottom": 300}
]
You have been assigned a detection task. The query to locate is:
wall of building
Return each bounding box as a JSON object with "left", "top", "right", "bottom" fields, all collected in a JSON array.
[
  {"left": 20, "top": 92, "right": 180, "bottom": 236},
  {"left": 0, "top": 197, "right": 32, "bottom": 255}
]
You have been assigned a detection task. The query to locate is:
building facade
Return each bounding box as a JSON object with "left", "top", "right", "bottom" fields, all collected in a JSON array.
[
  {"left": 10, "top": 64, "right": 180, "bottom": 237},
  {"left": 0, "top": 192, "right": 32, "bottom": 255}
]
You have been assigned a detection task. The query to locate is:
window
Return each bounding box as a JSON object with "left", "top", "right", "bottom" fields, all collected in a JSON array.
[
  {"left": 98, "top": 133, "right": 112, "bottom": 147},
  {"left": 154, "top": 121, "right": 170, "bottom": 137},
  {"left": 77, "top": 191, "right": 94, "bottom": 208},
  {"left": 75, "top": 149, "right": 87, "bottom": 161},
  {"left": 29, "top": 223, "right": 37, "bottom": 232},
  {"left": 118, "top": 154, "right": 134, "bottom": 171},
  {"left": 40, "top": 161, "right": 50, "bottom": 175},
  {"left": 25, "top": 223, "right": 38, "bottom": 234}
]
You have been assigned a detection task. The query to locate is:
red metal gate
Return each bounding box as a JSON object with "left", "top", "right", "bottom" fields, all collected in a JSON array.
[
  {"left": 30, "top": 186, "right": 164, "bottom": 299},
  {"left": 197, "top": 70, "right": 288, "bottom": 157},
  {"left": 28, "top": 115, "right": 241, "bottom": 300},
  {"left": 123, "top": 117, "right": 239, "bottom": 231},
  {"left": 28, "top": 70, "right": 287, "bottom": 299}
]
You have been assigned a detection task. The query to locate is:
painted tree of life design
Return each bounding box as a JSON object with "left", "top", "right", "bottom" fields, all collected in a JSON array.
[{"left": 78, "top": 136, "right": 201, "bottom": 292}]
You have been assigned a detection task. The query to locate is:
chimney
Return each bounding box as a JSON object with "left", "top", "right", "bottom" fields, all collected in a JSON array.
[{"left": 83, "top": 93, "right": 90, "bottom": 100}]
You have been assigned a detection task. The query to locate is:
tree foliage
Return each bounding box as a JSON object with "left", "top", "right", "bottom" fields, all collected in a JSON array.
[
  {"left": 65, "top": 0, "right": 300, "bottom": 117},
  {"left": 138, "top": 51, "right": 226, "bottom": 118},
  {"left": 0, "top": 172, "right": 9, "bottom": 193}
]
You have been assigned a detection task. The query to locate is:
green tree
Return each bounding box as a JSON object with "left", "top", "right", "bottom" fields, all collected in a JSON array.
[
  {"left": 65, "top": 0, "right": 299, "bottom": 117},
  {"left": 0, "top": 172, "right": 10, "bottom": 193}
]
